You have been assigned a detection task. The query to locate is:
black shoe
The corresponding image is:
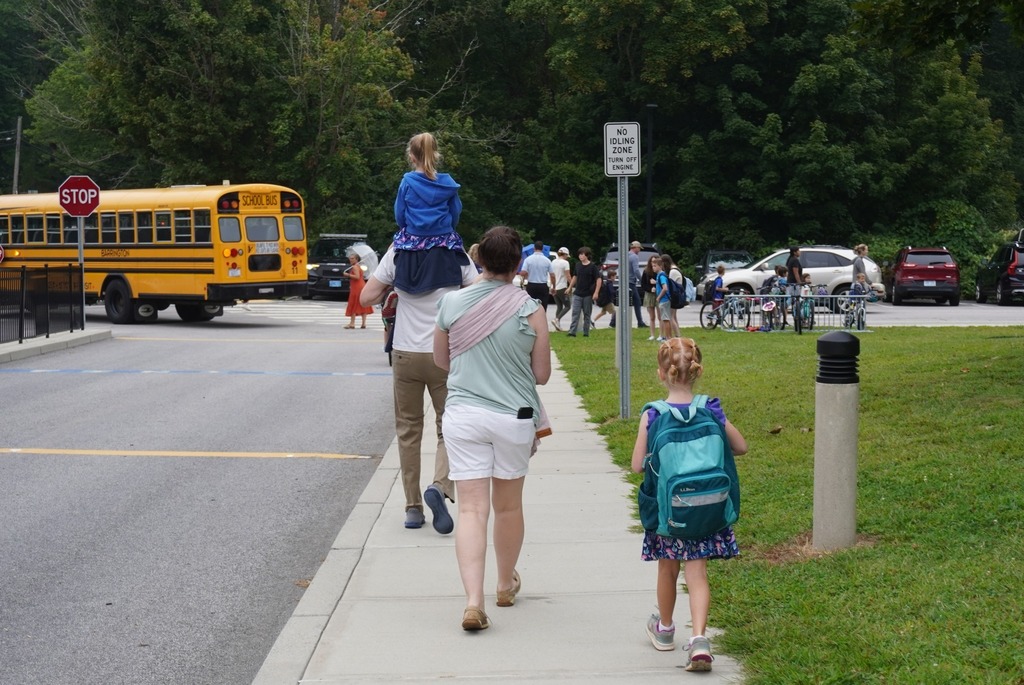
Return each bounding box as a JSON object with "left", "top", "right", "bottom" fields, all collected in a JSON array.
[
  {"left": 567, "top": 333, "right": 576, "bottom": 337},
  {"left": 638, "top": 322, "right": 648, "bottom": 328}
]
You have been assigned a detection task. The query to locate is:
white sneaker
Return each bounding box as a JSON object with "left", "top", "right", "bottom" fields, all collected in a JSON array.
[
  {"left": 647, "top": 335, "right": 655, "bottom": 341},
  {"left": 551, "top": 318, "right": 562, "bottom": 331},
  {"left": 656, "top": 336, "right": 667, "bottom": 342}
]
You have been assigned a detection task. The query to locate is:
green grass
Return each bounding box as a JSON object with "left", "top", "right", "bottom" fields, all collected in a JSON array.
[{"left": 551, "top": 326, "right": 1024, "bottom": 684}]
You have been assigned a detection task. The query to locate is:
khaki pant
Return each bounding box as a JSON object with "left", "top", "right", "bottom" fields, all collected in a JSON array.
[{"left": 392, "top": 350, "right": 453, "bottom": 510}]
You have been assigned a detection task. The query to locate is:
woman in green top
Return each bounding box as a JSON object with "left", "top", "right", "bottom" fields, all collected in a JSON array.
[{"left": 434, "top": 225, "right": 551, "bottom": 632}]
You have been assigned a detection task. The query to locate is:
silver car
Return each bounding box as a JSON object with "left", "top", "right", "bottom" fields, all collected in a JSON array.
[{"left": 701, "top": 245, "right": 884, "bottom": 298}]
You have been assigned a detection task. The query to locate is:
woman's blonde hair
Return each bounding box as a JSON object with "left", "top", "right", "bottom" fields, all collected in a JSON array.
[
  {"left": 854, "top": 244, "right": 868, "bottom": 255},
  {"left": 658, "top": 337, "right": 703, "bottom": 386},
  {"left": 407, "top": 132, "right": 440, "bottom": 180}
]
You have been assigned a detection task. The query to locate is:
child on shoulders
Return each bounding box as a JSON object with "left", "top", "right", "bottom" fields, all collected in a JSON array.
[{"left": 391, "top": 132, "right": 470, "bottom": 293}]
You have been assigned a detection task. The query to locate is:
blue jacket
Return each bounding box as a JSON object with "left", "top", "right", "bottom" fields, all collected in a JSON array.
[{"left": 394, "top": 171, "right": 462, "bottom": 237}]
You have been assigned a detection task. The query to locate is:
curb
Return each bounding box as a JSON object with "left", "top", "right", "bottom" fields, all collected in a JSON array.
[
  {"left": 251, "top": 434, "right": 403, "bottom": 685},
  {"left": 0, "top": 328, "right": 113, "bottom": 364}
]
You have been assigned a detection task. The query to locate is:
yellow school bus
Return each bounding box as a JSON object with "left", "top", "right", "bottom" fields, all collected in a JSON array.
[{"left": 0, "top": 183, "right": 308, "bottom": 323}]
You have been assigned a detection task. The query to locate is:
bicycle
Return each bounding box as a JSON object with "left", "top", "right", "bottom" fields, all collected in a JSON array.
[
  {"left": 700, "top": 293, "right": 750, "bottom": 331},
  {"left": 758, "top": 284, "right": 788, "bottom": 331},
  {"left": 843, "top": 293, "right": 867, "bottom": 330},
  {"left": 786, "top": 282, "right": 811, "bottom": 333}
]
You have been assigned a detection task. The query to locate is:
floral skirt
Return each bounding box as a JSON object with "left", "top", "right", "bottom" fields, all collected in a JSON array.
[{"left": 641, "top": 527, "right": 739, "bottom": 561}]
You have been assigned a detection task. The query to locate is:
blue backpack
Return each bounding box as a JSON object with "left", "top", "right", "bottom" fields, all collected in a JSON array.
[
  {"left": 637, "top": 396, "right": 740, "bottom": 540},
  {"left": 666, "top": 277, "right": 688, "bottom": 309}
]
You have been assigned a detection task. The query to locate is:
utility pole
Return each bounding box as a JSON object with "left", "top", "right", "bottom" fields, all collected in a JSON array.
[
  {"left": 13, "top": 116, "right": 22, "bottom": 194},
  {"left": 644, "top": 104, "right": 656, "bottom": 242}
]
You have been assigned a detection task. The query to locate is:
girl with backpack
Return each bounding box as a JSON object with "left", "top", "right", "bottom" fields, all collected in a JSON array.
[{"left": 630, "top": 337, "right": 748, "bottom": 672}]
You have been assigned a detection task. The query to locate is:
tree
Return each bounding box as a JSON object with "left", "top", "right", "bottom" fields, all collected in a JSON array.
[{"left": 853, "top": 1, "right": 1024, "bottom": 54}]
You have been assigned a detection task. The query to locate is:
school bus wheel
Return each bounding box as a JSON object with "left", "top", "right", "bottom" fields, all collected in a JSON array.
[
  {"left": 175, "top": 303, "right": 222, "bottom": 322},
  {"left": 103, "top": 279, "right": 135, "bottom": 325}
]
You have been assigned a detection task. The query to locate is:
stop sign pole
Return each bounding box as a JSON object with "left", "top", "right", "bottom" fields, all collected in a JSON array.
[{"left": 58, "top": 175, "right": 101, "bottom": 327}]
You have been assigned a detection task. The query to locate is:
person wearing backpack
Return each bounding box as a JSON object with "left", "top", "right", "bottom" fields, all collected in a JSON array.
[
  {"left": 630, "top": 337, "right": 748, "bottom": 672},
  {"left": 660, "top": 254, "right": 684, "bottom": 338}
]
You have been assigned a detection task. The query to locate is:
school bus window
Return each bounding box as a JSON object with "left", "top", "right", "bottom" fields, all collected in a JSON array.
[
  {"left": 137, "top": 211, "right": 153, "bottom": 243},
  {"left": 174, "top": 210, "right": 192, "bottom": 243},
  {"left": 10, "top": 214, "right": 24, "bottom": 243},
  {"left": 283, "top": 216, "right": 304, "bottom": 241},
  {"left": 63, "top": 214, "right": 77, "bottom": 243},
  {"left": 155, "top": 211, "right": 172, "bottom": 242},
  {"left": 101, "top": 212, "right": 117, "bottom": 243},
  {"left": 27, "top": 214, "right": 44, "bottom": 243},
  {"left": 84, "top": 214, "right": 98, "bottom": 243},
  {"left": 0, "top": 215, "right": 8, "bottom": 242},
  {"left": 219, "top": 216, "right": 241, "bottom": 242},
  {"left": 118, "top": 212, "right": 135, "bottom": 243},
  {"left": 245, "top": 216, "right": 278, "bottom": 242},
  {"left": 194, "top": 209, "right": 211, "bottom": 243},
  {"left": 47, "top": 214, "right": 61, "bottom": 244}
]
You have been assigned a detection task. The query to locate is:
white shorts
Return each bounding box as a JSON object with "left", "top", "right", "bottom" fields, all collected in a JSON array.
[{"left": 443, "top": 404, "right": 534, "bottom": 480}]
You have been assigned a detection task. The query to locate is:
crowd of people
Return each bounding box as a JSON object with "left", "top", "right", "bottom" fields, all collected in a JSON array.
[{"left": 351, "top": 131, "right": 740, "bottom": 672}]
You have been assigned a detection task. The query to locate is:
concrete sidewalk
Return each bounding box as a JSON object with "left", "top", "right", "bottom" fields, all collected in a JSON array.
[
  {"left": 253, "top": 355, "right": 743, "bottom": 684},
  {"left": 0, "top": 327, "right": 112, "bottom": 363}
]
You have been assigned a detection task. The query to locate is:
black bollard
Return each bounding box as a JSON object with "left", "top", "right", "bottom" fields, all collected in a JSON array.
[{"left": 812, "top": 331, "right": 859, "bottom": 551}]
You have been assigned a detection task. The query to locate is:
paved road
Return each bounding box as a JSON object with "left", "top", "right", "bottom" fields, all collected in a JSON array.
[{"left": 0, "top": 301, "right": 396, "bottom": 685}]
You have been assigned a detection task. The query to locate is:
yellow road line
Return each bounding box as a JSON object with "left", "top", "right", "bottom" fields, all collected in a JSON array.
[{"left": 1, "top": 447, "right": 370, "bottom": 460}]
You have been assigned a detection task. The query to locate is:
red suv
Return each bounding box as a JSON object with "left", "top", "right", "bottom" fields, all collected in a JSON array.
[{"left": 884, "top": 247, "right": 961, "bottom": 306}]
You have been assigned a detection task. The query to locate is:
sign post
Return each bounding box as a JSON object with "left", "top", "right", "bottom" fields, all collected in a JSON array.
[
  {"left": 604, "top": 122, "right": 641, "bottom": 418},
  {"left": 58, "top": 175, "right": 101, "bottom": 328}
]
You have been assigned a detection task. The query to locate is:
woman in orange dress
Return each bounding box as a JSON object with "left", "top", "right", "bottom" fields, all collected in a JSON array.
[{"left": 344, "top": 252, "right": 375, "bottom": 328}]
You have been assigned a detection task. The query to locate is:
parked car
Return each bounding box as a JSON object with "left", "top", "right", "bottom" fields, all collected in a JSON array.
[
  {"left": 883, "top": 247, "right": 961, "bottom": 306},
  {"left": 975, "top": 232, "right": 1024, "bottom": 305},
  {"left": 704, "top": 245, "right": 884, "bottom": 302},
  {"left": 600, "top": 242, "right": 660, "bottom": 281},
  {"left": 306, "top": 233, "right": 375, "bottom": 299},
  {"left": 693, "top": 249, "right": 754, "bottom": 282}
]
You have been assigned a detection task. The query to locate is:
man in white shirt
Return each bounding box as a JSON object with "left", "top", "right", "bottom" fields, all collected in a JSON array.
[
  {"left": 549, "top": 246, "right": 571, "bottom": 331},
  {"left": 361, "top": 246, "right": 478, "bottom": 533},
  {"left": 519, "top": 241, "right": 553, "bottom": 314}
]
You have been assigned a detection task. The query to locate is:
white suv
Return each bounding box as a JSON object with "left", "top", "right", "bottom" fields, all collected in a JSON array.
[{"left": 701, "top": 245, "right": 884, "bottom": 298}]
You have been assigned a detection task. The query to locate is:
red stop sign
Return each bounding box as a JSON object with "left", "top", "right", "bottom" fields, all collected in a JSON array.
[{"left": 58, "top": 175, "right": 102, "bottom": 217}]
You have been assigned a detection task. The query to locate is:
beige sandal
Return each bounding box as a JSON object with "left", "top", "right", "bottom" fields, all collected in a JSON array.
[
  {"left": 462, "top": 606, "right": 490, "bottom": 631},
  {"left": 496, "top": 570, "right": 521, "bottom": 607}
]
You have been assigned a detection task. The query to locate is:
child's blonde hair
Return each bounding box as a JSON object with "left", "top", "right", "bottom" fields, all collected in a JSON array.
[
  {"left": 658, "top": 337, "right": 703, "bottom": 386},
  {"left": 407, "top": 132, "right": 440, "bottom": 180}
]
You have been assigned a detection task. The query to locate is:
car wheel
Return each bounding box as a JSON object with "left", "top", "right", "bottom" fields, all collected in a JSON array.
[
  {"left": 831, "top": 286, "right": 851, "bottom": 313},
  {"left": 950, "top": 293, "right": 960, "bottom": 306},
  {"left": 892, "top": 288, "right": 903, "bottom": 305},
  {"left": 997, "top": 281, "right": 1011, "bottom": 306},
  {"left": 975, "top": 284, "right": 987, "bottom": 304}
]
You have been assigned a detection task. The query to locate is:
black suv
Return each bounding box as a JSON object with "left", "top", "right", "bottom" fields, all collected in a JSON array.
[
  {"left": 884, "top": 247, "right": 961, "bottom": 306},
  {"left": 975, "top": 232, "right": 1024, "bottom": 305},
  {"left": 306, "top": 233, "right": 372, "bottom": 299}
]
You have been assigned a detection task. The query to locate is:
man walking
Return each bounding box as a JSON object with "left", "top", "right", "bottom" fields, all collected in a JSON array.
[
  {"left": 627, "top": 241, "right": 648, "bottom": 329},
  {"left": 567, "top": 246, "right": 601, "bottom": 338},
  {"left": 549, "top": 246, "right": 571, "bottom": 331},
  {"left": 520, "top": 241, "right": 552, "bottom": 313},
  {"left": 361, "top": 246, "right": 479, "bottom": 534}
]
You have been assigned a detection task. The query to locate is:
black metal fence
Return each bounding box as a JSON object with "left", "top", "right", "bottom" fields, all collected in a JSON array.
[{"left": 0, "top": 265, "right": 84, "bottom": 344}]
